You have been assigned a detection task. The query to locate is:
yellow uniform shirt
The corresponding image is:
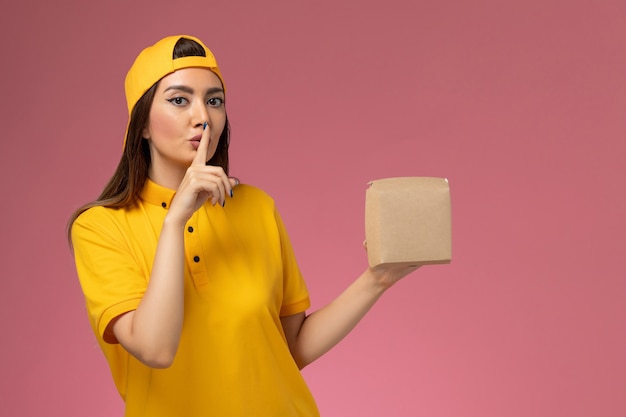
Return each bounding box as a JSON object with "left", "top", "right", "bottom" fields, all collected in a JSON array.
[{"left": 72, "top": 180, "right": 320, "bottom": 416}]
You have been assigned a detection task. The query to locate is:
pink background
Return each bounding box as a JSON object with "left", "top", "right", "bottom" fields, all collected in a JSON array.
[{"left": 2, "top": 0, "right": 625, "bottom": 416}]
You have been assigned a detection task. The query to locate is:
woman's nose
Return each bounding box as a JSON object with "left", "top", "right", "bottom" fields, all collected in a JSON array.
[{"left": 191, "top": 99, "right": 210, "bottom": 126}]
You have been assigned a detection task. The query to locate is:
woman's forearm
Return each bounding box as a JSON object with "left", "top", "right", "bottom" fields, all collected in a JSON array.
[
  {"left": 291, "top": 269, "right": 389, "bottom": 368},
  {"left": 113, "top": 215, "right": 186, "bottom": 368},
  {"left": 286, "top": 263, "right": 419, "bottom": 369}
]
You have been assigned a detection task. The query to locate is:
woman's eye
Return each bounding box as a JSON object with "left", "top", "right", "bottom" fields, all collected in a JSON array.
[
  {"left": 167, "top": 97, "right": 188, "bottom": 105},
  {"left": 207, "top": 97, "right": 224, "bottom": 107}
]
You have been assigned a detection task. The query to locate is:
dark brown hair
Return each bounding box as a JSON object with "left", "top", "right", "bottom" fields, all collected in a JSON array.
[{"left": 67, "top": 38, "right": 230, "bottom": 242}]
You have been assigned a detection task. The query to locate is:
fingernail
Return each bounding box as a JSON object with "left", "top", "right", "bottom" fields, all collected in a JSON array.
[
  {"left": 203, "top": 121, "right": 208, "bottom": 130},
  {"left": 230, "top": 189, "right": 234, "bottom": 198},
  {"left": 222, "top": 200, "right": 226, "bottom": 207}
]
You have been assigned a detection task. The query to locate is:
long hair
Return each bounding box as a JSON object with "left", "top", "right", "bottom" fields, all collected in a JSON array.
[{"left": 67, "top": 38, "right": 230, "bottom": 243}]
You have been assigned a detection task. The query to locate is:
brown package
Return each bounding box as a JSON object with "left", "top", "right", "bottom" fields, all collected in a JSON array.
[{"left": 365, "top": 177, "right": 452, "bottom": 267}]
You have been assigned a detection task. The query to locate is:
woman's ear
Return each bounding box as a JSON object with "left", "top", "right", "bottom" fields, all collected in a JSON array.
[{"left": 142, "top": 125, "right": 150, "bottom": 140}]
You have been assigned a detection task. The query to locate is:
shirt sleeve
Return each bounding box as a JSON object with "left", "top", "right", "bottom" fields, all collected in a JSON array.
[
  {"left": 71, "top": 207, "right": 147, "bottom": 343},
  {"left": 273, "top": 207, "right": 311, "bottom": 317}
]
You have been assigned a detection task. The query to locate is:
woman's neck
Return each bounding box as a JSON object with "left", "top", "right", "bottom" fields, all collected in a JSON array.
[{"left": 148, "top": 162, "right": 186, "bottom": 191}]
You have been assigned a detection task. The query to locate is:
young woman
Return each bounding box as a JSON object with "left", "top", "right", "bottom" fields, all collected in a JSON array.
[{"left": 69, "top": 34, "right": 418, "bottom": 417}]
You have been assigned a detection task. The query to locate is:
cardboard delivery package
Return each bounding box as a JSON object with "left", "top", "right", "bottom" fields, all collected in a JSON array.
[{"left": 365, "top": 177, "right": 452, "bottom": 268}]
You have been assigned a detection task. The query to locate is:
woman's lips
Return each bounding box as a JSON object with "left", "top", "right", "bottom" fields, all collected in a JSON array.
[{"left": 190, "top": 134, "right": 203, "bottom": 150}]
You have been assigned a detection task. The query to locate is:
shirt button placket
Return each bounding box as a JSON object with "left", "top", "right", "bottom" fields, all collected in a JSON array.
[
  {"left": 185, "top": 213, "right": 209, "bottom": 287},
  {"left": 186, "top": 220, "right": 201, "bottom": 266}
]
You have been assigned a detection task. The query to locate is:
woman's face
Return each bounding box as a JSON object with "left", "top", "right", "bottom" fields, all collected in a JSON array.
[{"left": 143, "top": 67, "right": 226, "bottom": 184}]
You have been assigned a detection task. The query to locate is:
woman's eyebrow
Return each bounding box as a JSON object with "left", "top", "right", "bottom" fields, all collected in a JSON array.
[
  {"left": 163, "top": 85, "right": 224, "bottom": 95},
  {"left": 163, "top": 85, "right": 194, "bottom": 94},
  {"left": 205, "top": 87, "right": 224, "bottom": 95}
]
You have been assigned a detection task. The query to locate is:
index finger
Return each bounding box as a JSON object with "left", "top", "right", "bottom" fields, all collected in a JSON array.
[{"left": 193, "top": 121, "right": 211, "bottom": 166}]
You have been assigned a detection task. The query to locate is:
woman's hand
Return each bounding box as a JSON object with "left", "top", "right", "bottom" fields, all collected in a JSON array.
[
  {"left": 167, "top": 122, "right": 237, "bottom": 225},
  {"left": 363, "top": 240, "right": 420, "bottom": 290},
  {"left": 367, "top": 263, "right": 421, "bottom": 291}
]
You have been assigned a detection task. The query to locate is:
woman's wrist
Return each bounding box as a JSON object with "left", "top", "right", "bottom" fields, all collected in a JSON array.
[
  {"left": 162, "top": 212, "right": 188, "bottom": 231},
  {"left": 362, "top": 267, "right": 395, "bottom": 294}
]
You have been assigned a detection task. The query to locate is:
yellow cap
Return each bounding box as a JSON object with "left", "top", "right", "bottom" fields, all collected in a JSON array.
[{"left": 124, "top": 35, "right": 225, "bottom": 116}]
